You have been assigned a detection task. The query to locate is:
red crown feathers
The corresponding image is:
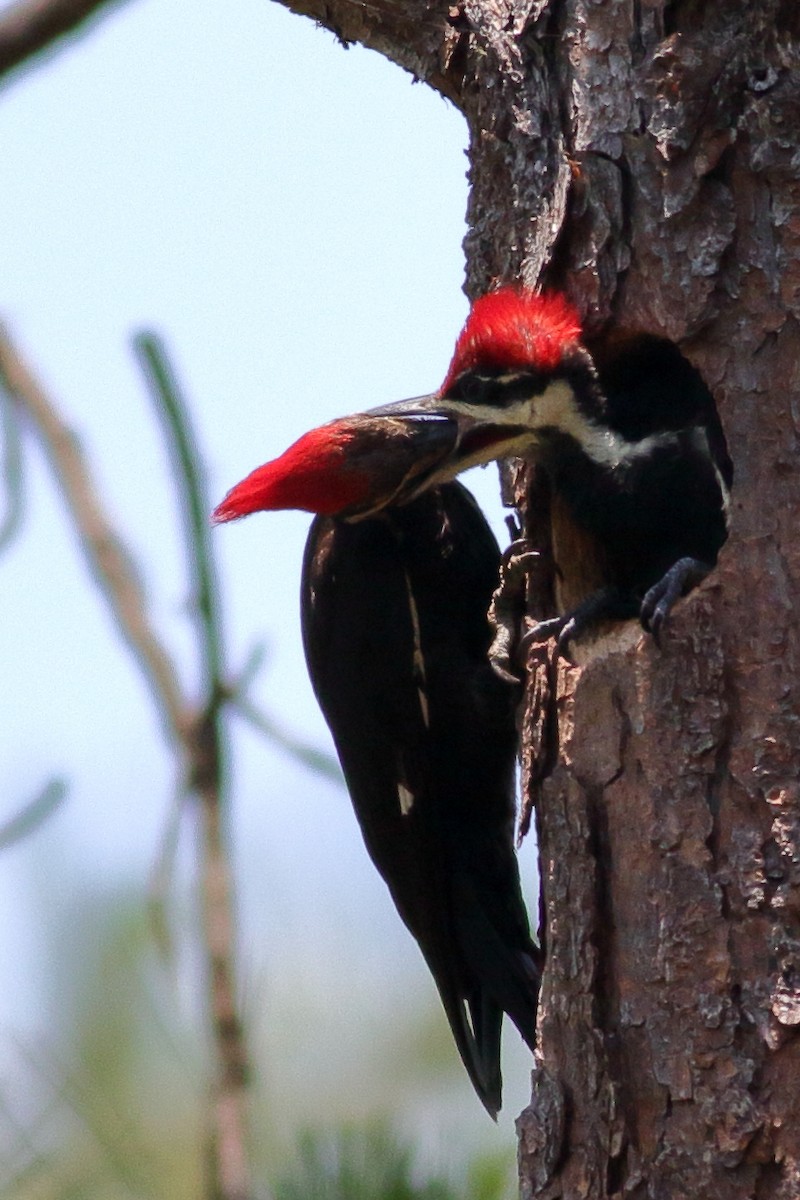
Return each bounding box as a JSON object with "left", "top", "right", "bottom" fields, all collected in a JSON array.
[{"left": 439, "top": 288, "right": 582, "bottom": 395}]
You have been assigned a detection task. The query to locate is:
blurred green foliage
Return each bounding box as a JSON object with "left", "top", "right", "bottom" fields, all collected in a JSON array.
[
  {"left": 0, "top": 880, "right": 516, "bottom": 1200},
  {"left": 274, "top": 1124, "right": 509, "bottom": 1200}
]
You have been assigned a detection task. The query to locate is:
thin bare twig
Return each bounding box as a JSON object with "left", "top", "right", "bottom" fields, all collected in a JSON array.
[
  {"left": 146, "top": 768, "right": 188, "bottom": 962},
  {"left": 0, "top": 388, "right": 24, "bottom": 553},
  {"left": 231, "top": 694, "right": 344, "bottom": 784},
  {"left": 134, "top": 334, "right": 225, "bottom": 696},
  {"left": 226, "top": 641, "right": 343, "bottom": 781},
  {"left": 0, "top": 778, "right": 67, "bottom": 850},
  {"left": 133, "top": 331, "right": 254, "bottom": 1200},
  {"left": 0, "top": 0, "right": 130, "bottom": 82},
  {"left": 233, "top": 641, "right": 269, "bottom": 699},
  {"left": 0, "top": 325, "right": 186, "bottom": 742}
]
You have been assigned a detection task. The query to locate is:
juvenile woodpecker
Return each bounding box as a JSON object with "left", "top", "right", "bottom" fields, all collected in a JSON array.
[{"left": 215, "top": 288, "right": 731, "bottom": 647}]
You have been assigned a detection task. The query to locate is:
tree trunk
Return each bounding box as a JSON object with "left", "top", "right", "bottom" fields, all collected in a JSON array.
[{"left": 272, "top": 0, "right": 800, "bottom": 1194}]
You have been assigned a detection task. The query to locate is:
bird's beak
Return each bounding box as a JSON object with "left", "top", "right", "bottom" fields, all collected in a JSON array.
[
  {"left": 212, "top": 390, "right": 533, "bottom": 526},
  {"left": 366, "top": 393, "right": 533, "bottom": 483},
  {"left": 367, "top": 392, "right": 452, "bottom": 419}
]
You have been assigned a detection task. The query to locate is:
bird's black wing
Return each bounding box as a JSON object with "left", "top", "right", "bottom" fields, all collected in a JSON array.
[{"left": 301, "top": 481, "right": 540, "bottom": 1116}]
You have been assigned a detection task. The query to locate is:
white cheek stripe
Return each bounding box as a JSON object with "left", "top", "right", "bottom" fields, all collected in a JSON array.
[
  {"left": 528, "top": 381, "right": 626, "bottom": 466},
  {"left": 437, "top": 380, "right": 728, "bottom": 482}
]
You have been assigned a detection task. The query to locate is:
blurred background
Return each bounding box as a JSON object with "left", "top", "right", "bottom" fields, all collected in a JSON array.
[{"left": 0, "top": 0, "right": 539, "bottom": 1193}]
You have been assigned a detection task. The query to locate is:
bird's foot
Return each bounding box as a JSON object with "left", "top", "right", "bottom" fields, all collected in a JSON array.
[
  {"left": 639, "top": 557, "right": 713, "bottom": 645},
  {"left": 487, "top": 536, "right": 543, "bottom": 684},
  {"left": 520, "top": 586, "right": 630, "bottom": 660}
]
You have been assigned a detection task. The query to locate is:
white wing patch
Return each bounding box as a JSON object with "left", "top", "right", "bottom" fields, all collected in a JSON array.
[
  {"left": 402, "top": 566, "right": 430, "bottom": 729},
  {"left": 397, "top": 783, "right": 416, "bottom": 816},
  {"left": 396, "top": 566, "right": 428, "bottom": 818}
]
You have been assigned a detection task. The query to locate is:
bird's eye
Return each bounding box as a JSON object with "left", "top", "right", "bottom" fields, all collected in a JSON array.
[
  {"left": 447, "top": 370, "right": 544, "bottom": 407},
  {"left": 447, "top": 372, "right": 494, "bottom": 403}
]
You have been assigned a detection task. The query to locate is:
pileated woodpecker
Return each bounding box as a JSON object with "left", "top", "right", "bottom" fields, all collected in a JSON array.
[
  {"left": 216, "top": 468, "right": 539, "bottom": 1115},
  {"left": 215, "top": 288, "right": 731, "bottom": 648},
  {"left": 300, "top": 483, "right": 539, "bottom": 1116}
]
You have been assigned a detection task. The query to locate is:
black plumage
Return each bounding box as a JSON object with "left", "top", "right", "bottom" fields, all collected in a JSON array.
[
  {"left": 301, "top": 480, "right": 540, "bottom": 1117},
  {"left": 521, "top": 333, "right": 732, "bottom": 643}
]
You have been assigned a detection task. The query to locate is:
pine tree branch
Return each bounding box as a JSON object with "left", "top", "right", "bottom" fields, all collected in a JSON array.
[{"left": 0, "top": 0, "right": 130, "bottom": 82}]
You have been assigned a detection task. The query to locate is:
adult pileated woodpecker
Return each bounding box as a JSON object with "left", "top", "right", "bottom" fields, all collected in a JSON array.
[
  {"left": 300, "top": 483, "right": 539, "bottom": 1116},
  {"left": 215, "top": 469, "right": 539, "bottom": 1116},
  {"left": 215, "top": 288, "right": 731, "bottom": 649}
]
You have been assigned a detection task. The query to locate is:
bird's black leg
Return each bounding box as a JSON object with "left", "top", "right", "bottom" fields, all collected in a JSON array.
[
  {"left": 521, "top": 586, "right": 637, "bottom": 659},
  {"left": 639, "top": 556, "right": 713, "bottom": 644}
]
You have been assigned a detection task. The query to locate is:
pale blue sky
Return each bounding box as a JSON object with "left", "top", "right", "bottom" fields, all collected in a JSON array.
[{"left": 0, "top": 0, "right": 538, "bottom": 1162}]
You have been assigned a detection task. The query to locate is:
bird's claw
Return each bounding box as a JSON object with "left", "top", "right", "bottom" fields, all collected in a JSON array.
[
  {"left": 519, "top": 614, "right": 574, "bottom": 657},
  {"left": 639, "top": 557, "right": 712, "bottom": 645},
  {"left": 519, "top": 586, "right": 624, "bottom": 661},
  {"left": 487, "top": 540, "right": 542, "bottom": 683}
]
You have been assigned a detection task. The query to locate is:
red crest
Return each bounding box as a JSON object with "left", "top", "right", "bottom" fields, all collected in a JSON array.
[{"left": 440, "top": 288, "right": 582, "bottom": 395}]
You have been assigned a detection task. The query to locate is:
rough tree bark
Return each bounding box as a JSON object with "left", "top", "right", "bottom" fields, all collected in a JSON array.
[{"left": 279, "top": 0, "right": 798, "bottom": 1195}]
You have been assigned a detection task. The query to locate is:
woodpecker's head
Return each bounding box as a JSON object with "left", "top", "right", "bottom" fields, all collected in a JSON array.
[
  {"left": 213, "top": 288, "right": 589, "bottom": 524},
  {"left": 369, "top": 288, "right": 591, "bottom": 475},
  {"left": 212, "top": 414, "right": 461, "bottom": 522}
]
